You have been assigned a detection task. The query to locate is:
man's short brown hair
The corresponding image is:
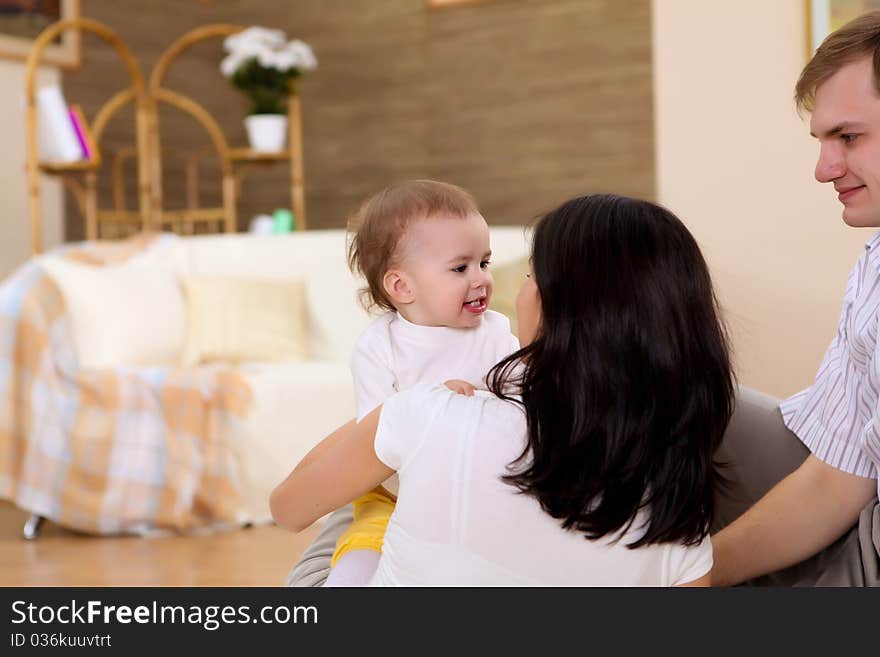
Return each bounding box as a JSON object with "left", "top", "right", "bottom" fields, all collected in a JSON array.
[
  {"left": 347, "top": 180, "right": 480, "bottom": 312},
  {"left": 796, "top": 10, "right": 880, "bottom": 112}
]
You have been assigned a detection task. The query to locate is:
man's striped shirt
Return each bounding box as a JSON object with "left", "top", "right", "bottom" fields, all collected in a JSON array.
[{"left": 781, "top": 232, "right": 880, "bottom": 498}]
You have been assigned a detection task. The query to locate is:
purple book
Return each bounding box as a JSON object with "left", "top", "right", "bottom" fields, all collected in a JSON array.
[{"left": 68, "top": 107, "right": 90, "bottom": 160}]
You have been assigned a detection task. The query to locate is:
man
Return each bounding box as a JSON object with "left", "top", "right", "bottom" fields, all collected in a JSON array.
[{"left": 711, "top": 11, "right": 880, "bottom": 587}]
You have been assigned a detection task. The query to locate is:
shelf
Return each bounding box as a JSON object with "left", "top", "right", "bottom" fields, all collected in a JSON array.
[
  {"left": 228, "top": 148, "right": 291, "bottom": 163},
  {"left": 38, "top": 159, "right": 101, "bottom": 174},
  {"left": 37, "top": 106, "right": 102, "bottom": 175}
]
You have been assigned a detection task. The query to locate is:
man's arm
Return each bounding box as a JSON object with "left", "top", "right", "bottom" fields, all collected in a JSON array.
[
  {"left": 269, "top": 407, "right": 394, "bottom": 532},
  {"left": 712, "top": 454, "right": 876, "bottom": 586}
]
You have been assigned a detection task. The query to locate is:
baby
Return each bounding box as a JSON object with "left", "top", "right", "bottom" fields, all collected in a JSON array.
[{"left": 325, "top": 179, "right": 521, "bottom": 586}]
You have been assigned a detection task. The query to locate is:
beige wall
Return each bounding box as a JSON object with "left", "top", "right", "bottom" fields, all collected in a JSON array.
[
  {"left": 0, "top": 60, "right": 63, "bottom": 279},
  {"left": 653, "top": 0, "right": 871, "bottom": 398}
]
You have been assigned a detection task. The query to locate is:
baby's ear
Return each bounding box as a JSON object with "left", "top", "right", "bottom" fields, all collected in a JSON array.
[{"left": 383, "top": 269, "right": 414, "bottom": 305}]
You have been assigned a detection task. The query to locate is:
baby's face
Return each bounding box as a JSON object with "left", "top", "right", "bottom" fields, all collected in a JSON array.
[{"left": 396, "top": 212, "right": 493, "bottom": 328}]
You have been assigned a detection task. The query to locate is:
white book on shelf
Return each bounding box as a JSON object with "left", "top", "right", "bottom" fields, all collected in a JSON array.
[{"left": 36, "top": 85, "right": 84, "bottom": 163}]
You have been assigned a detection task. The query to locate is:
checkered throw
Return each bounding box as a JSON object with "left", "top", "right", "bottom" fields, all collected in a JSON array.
[{"left": 0, "top": 234, "right": 252, "bottom": 535}]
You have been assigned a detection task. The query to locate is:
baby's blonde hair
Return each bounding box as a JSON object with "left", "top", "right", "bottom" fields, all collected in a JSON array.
[{"left": 347, "top": 179, "right": 480, "bottom": 312}]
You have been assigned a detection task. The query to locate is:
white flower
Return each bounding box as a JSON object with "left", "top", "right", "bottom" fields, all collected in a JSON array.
[
  {"left": 224, "top": 26, "right": 286, "bottom": 54},
  {"left": 286, "top": 39, "right": 317, "bottom": 71},
  {"left": 220, "top": 53, "right": 243, "bottom": 77},
  {"left": 219, "top": 26, "right": 318, "bottom": 77},
  {"left": 254, "top": 44, "right": 280, "bottom": 69},
  {"left": 270, "top": 49, "right": 297, "bottom": 72}
]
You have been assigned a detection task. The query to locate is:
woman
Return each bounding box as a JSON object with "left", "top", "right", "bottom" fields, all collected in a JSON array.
[{"left": 271, "top": 194, "right": 734, "bottom": 586}]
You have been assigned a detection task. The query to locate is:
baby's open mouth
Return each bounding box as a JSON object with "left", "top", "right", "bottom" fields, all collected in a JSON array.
[{"left": 464, "top": 297, "right": 488, "bottom": 313}]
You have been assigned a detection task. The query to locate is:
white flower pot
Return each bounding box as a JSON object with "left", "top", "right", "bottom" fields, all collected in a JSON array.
[{"left": 244, "top": 114, "right": 288, "bottom": 152}]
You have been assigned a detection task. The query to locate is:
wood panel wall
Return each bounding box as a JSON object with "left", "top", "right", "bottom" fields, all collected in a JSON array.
[{"left": 63, "top": 0, "right": 653, "bottom": 238}]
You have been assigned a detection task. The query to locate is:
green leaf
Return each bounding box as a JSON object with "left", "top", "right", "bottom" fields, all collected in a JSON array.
[{"left": 229, "top": 57, "right": 303, "bottom": 115}]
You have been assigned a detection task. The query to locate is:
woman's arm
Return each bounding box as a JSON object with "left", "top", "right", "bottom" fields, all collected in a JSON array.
[{"left": 269, "top": 406, "right": 394, "bottom": 532}]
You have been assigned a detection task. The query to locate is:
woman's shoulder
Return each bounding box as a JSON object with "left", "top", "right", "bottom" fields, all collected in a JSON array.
[
  {"left": 379, "top": 386, "right": 525, "bottom": 472},
  {"left": 391, "top": 384, "right": 520, "bottom": 417},
  {"left": 389, "top": 382, "right": 461, "bottom": 415}
]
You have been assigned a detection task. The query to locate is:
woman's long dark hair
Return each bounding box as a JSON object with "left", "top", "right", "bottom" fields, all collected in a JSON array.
[{"left": 489, "top": 194, "right": 734, "bottom": 548}]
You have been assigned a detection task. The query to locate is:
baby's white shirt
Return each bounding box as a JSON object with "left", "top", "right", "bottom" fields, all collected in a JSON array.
[{"left": 350, "top": 310, "right": 521, "bottom": 423}]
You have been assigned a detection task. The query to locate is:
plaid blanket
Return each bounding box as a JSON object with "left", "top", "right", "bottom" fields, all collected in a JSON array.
[{"left": 0, "top": 234, "right": 253, "bottom": 535}]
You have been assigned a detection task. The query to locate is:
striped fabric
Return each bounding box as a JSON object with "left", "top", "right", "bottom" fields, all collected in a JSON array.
[
  {"left": 0, "top": 234, "right": 252, "bottom": 535},
  {"left": 781, "top": 232, "right": 880, "bottom": 498}
]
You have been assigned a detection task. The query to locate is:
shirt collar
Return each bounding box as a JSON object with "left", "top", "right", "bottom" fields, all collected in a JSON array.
[{"left": 392, "top": 311, "right": 480, "bottom": 340}]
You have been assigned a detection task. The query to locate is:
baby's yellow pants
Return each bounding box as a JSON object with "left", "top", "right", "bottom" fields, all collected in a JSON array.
[{"left": 330, "top": 487, "right": 397, "bottom": 566}]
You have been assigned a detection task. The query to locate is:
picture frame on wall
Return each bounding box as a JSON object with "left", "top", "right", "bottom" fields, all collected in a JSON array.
[
  {"left": 0, "top": 0, "right": 81, "bottom": 69},
  {"left": 808, "top": 0, "right": 880, "bottom": 54}
]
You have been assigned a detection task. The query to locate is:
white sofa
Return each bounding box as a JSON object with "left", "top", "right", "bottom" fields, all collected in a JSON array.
[{"left": 38, "top": 227, "right": 531, "bottom": 527}]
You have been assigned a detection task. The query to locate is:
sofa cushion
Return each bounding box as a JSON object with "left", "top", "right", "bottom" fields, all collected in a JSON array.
[
  {"left": 182, "top": 231, "right": 374, "bottom": 362},
  {"left": 37, "top": 248, "right": 187, "bottom": 369},
  {"left": 180, "top": 275, "right": 309, "bottom": 366},
  {"left": 230, "top": 360, "right": 357, "bottom": 523}
]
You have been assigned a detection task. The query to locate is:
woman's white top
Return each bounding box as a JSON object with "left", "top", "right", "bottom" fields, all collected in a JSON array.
[{"left": 369, "top": 384, "right": 713, "bottom": 586}]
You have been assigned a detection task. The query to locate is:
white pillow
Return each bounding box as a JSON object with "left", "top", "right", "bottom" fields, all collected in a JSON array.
[{"left": 37, "top": 252, "right": 186, "bottom": 369}]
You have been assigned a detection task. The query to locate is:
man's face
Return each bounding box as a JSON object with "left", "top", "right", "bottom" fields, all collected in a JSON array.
[{"left": 811, "top": 56, "right": 880, "bottom": 227}]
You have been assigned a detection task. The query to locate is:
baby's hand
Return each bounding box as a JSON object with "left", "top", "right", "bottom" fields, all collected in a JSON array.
[{"left": 444, "top": 379, "right": 476, "bottom": 396}]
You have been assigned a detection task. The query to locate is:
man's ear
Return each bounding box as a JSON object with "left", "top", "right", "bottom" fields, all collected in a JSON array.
[{"left": 383, "top": 269, "right": 414, "bottom": 305}]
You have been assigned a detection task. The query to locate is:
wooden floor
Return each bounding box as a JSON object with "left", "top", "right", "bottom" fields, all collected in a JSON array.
[{"left": 0, "top": 502, "right": 319, "bottom": 586}]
